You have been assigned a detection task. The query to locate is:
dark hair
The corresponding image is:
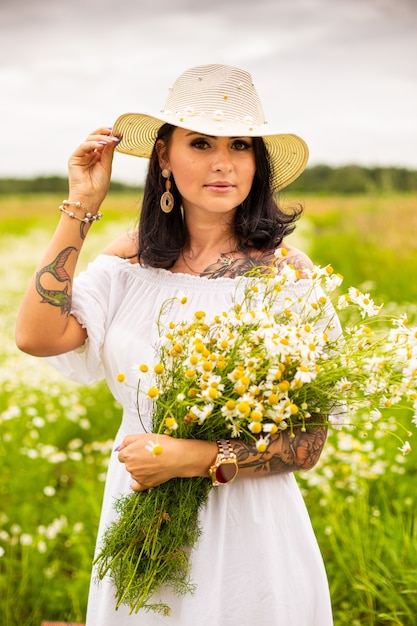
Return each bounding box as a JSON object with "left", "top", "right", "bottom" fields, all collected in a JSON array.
[{"left": 137, "top": 124, "right": 302, "bottom": 268}]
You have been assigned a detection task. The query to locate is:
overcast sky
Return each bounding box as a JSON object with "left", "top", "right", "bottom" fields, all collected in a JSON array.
[{"left": 1, "top": 0, "right": 416, "bottom": 184}]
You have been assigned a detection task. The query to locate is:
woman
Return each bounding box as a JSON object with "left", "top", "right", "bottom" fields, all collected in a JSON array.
[{"left": 16, "top": 64, "right": 334, "bottom": 625}]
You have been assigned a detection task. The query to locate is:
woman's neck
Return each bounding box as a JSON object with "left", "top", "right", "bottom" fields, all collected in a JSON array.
[{"left": 182, "top": 215, "right": 237, "bottom": 259}]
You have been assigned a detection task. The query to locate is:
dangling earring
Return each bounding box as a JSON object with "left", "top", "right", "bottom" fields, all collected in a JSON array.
[{"left": 160, "top": 169, "right": 174, "bottom": 213}]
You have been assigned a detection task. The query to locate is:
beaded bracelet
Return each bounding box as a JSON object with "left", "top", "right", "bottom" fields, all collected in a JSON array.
[{"left": 59, "top": 200, "right": 103, "bottom": 223}]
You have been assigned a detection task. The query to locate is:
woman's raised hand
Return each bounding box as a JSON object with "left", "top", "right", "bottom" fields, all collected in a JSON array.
[{"left": 67, "top": 126, "right": 120, "bottom": 210}]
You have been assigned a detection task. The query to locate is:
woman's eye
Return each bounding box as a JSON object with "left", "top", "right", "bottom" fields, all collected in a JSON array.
[
  {"left": 191, "top": 139, "right": 210, "bottom": 150},
  {"left": 232, "top": 139, "right": 252, "bottom": 151}
]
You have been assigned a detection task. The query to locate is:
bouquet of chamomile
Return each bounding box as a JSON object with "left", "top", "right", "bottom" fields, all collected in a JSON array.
[{"left": 94, "top": 253, "right": 416, "bottom": 615}]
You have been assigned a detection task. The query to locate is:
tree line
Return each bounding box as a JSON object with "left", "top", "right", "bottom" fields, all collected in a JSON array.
[
  {"left": 288, "top": 164, "right": 417, "bottom": 194},
  {"left": 0, "top": 165, "right": 416, "bottom": 195},
  {"left": 0, "top": 176, "right": 136, "bottom": 195}
]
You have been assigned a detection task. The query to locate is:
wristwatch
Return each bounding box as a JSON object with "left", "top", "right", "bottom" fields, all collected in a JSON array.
[{"left": 209, "top": 439, "right": 238, "bottom": 486}]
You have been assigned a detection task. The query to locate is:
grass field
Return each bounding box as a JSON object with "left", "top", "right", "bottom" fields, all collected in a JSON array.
[{"left": 0, "top": 192, "right": 416, "bottom": 625}]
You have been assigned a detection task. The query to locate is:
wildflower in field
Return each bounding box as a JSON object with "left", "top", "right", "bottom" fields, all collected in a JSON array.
[
  {"left": 398, "top": 441, "right": 411, "bottom": 455},
  {"left": 20, "top": 534, "right": 33, "bottom": 546},
  {"left": 370, "top": 409, "right": 382, "bottom": 422}
]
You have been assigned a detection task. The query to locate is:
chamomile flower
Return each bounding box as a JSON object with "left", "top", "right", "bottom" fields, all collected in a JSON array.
[
  {"left": 145, "top": 440, "right": 164, "bottom": 456},
  {"left": 334, "top": 377, "right": 352, "bottom": 393},
  {"left": 398, "top": 441, "right": 411, "bottom": 455},
  {"left": 370, "top": 409, "right": 382, "bottom": 422},
  {"left": 187, "top": 403, "right": 214, "bottom": 424},
  {"left": 294, "top": 365, "right": 317, "bottom": 384},
  {"left": 274, "top": 246, "right": 288, "bottom": 259},
  {"left": 255, "top": 437, "right": 270, "bottom": 453}
]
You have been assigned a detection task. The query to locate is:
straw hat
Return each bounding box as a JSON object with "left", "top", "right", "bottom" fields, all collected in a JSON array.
[{"left": 113, "top": 64, "right": 309, "bottom": 191}]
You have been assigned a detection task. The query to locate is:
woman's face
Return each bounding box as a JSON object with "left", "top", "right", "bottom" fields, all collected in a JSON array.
[{"left": 162, "top": 127, "right": 256, "bottom": 217}]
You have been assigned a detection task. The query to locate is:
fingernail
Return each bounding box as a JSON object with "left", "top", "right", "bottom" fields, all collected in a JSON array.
[
  {"left": 109, "top": 135, "right": 122, "bottom": 144},
  {"left": 98, "top": 141, "right": 107, "bottom": 145},
  {"left": 114, "top": 444, "right": 120, "bottom": 451}
]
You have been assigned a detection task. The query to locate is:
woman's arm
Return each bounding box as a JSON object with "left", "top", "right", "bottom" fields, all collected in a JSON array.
[
  {"left": 232, "top": 426, "right": 327, "bottom": 474},
  {"left": 16, "top": 127, "right": 119, "bottom": 356},
  {"left": 117, "top": 426, "right": 327, "bottom": 492}
]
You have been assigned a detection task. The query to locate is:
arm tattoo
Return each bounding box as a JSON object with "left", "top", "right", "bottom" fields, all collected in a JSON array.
[
  {"left": 35, "top": 246, "right": 77, "bottom": 316},
  {"left": 79, "top": 221, "right": 88, "bottom": 241},
  {"left": 233, "top": 426, "right": 327, "bottom": 475}
]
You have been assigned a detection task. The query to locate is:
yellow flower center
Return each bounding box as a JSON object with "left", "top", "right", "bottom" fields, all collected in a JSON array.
[
  {"left": 237, "top": 401, "right": 250, "bottom": 415},
  {"left": 147, "top": 387, "right": 159, "bottom": 399},
  {"left": 277, "top": 381, "right": 290, "bottom": 392}
]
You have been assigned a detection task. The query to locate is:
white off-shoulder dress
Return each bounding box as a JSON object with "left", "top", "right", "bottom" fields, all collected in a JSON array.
[{"left": 46, "top": 255, "right": 334, "bottom": 626}]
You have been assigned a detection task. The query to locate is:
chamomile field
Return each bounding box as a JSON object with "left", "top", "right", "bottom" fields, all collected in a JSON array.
[{"left": 1, "top": 191, "right": 416, "bottom": 625}]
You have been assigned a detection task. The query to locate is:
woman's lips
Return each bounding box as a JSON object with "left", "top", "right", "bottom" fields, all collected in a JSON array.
[{"left": 204, "top": 181, "right": 235, "bottom": 192}]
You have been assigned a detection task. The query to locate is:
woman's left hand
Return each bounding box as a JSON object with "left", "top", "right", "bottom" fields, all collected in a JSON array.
[
  {"left": 67, "top": 126, "right": 120, "bottom": 210},
  {"left": 117, "top": 434, "right": 216, "bottom": 492}
]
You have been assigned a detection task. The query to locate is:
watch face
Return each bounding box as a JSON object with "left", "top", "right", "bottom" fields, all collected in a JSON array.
[{"left": 216, "top": 462, "right": 238, "bottom": 484}]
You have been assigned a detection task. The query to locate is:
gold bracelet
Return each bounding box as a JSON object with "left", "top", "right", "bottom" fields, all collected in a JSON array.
[{"left": 59, "top": 200, "right": 103, "bottom": 223}]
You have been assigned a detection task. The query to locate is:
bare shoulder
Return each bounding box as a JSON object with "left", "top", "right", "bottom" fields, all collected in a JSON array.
[
  {"left": 275, "top": 243, "right": 313, "bottom": 273},
  {"left": 100, "top": 231, "right": 139, "bottom": 263}
]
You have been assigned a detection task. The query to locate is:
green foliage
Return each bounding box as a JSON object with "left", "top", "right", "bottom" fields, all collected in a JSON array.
[
  {"left": 301, "top": 194, "right": 417, "bottom": 306},
  {"left": 300, "top": 445, "right": 417, "bottom": 626},
  {"left": 290, "top": 165, "right": 417, "bottom": 194},
  {"left": 0, "top": 176, "right": 141, "bottom": 195},
  {"left": 0, "top": 374, "right": 121, "bottom": 626},
  {"left": 95, "top": 478, "right": 209, "bottom": 615}
]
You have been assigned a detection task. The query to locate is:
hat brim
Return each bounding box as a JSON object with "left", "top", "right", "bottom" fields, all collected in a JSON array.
[{"left": 113, "top": 112, "right": 309, "bottom": 191}]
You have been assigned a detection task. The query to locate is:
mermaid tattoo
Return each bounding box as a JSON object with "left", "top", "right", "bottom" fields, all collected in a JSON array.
[{"left": 35, "top": 247, "right": 77, "bottom": 316}]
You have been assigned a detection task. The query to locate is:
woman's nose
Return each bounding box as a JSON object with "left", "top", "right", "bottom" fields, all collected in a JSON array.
[{"left": 211, "top": 145, "right": 233, "bottom": 171}]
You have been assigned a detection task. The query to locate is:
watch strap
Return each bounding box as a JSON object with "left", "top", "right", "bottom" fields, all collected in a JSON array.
[{"left": 209, "top": 439, "right": 238, "bottom": 486}]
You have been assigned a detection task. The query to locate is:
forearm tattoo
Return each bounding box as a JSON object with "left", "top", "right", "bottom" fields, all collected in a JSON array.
[
  {"left": 35, "top": 246, "right": 77, "bottom": 316},
  {"left": 233, "top": 426, "right": 327, "bottom": 475}
]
